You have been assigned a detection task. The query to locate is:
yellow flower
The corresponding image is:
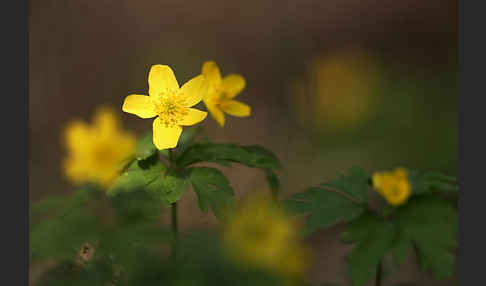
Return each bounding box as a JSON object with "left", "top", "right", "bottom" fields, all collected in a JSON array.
[
  {"left": 201, "top": 61, "right": 250, "bottom": 127},
  {"left": 122, "top": 65, "right": 208, "bottom": 150},
  {"left": 372, "top": 167, "right": 412, "bottom": 206},
  {"left": 222, "top": 194, "right": 307, "bottom": 278},
  {"left": 290, "top": 50, "right": 381, "bottom": 131},
  {"left": 62, "top": 107, "right": 136, "bottom": 188}
]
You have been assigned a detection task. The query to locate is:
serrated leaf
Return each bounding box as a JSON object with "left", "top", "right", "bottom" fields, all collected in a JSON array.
[
  {"left": 341, "top": 212, "right": 382, "bottom": 243},
  {"left": 346, "top": 215, "right": 395, "bottom": 286},
  {"left": 189, "top": 167, "right": 236, "bottom": 220},
  {"left": 394, "top": 196, "right": 457, "bottom": 279},
  {"left": 107, "top": 159, "right": 167, "bottom": 196},
  {"left": 410, "top": 170, "right": 458, "bottom": 195},
  {"left": 146, "top": 172, "right": 190, "bottom": 206},
  {"left": 284, "top": 186, "right": 365, "bottom": 236},
  {"left": 320, "top": 167, "right": 369, "bottom": 203},
  {"left": 176, "top": 141, "right": 280, "bottom": 170},
  {"left": 135, "top": 132, "right": 158, "bottom": 160},
  {"left": 415, "top": 239, "right": 455, "bottom": 279},
  {"left": 390, "top": 233, "right": 410, "bottom": 267},
  {"left": 239, "top": 145, "right": 281, "bottom": 169}
]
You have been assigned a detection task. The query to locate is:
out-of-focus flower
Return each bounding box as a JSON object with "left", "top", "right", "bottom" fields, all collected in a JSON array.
[
  {"left": 123, "top": 65, "right": 208, "bottom": 150},
  {"left": 63, "top": 107, "right": 136, "bottom": 188},
  {"left": 372, "top": 167, "right": 412, "bottom": 206},
  {"left": 290, "top": 50, "right": 381, "bottom": 132},
  {"left": 201, "top": 61, "right": 250, "bottom": 127},
  {"left": 222, "top": 193, "right": 308, "bottom": 278}
]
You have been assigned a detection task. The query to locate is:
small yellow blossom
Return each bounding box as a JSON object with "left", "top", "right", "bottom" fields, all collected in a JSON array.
[
  {"left": 62, "top": 107, "right": 136, "bottom": 188},
  {"left": 222, "top": 194, "right": 308, "bottom": 278},
  {"left": 201, "top": 61, "right": 250, "bottom": 127},
  {"left": 122, "top": 65, "right": 208, "bottom": 150},
  {"left": 372, "top": 167, "right": 412, "bottom": 206}
]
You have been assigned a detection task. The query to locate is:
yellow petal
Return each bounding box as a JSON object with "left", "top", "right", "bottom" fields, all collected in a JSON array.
[
  {"left": 63, "top": 157, "right": 86, "bottom": 184},
  {"left": 152, "top": 117, "right": 182, "bottom": 149},
  {"left": 122, "top": 94, "right": 157, "bottom": 119},
  {"left": 220, "top": 100, "right": 251, "bottom": 117},
  {"left": 371, "top": 173, "right": 383, "bottom": 189},
  {"left": 93, "top": 107, "right": 118, "bottom": 131},
  {"left": 202, "top": 61, "right": 222, "bottom": 86},
  {"left": 64, "top": 120, "right": 92, "bottom": 151},
  {"left": 180, "top": 75, "right": 207, "bottom": 107},
  {"left": 393, "top": 167, "right": 408, "bottom": 180},
  {"left": 179, "top": 108, "right": 207, "bottom": 126},
  {"left": 205, "top": 101, "right": 225, "bottom": 127},
  {"left": 222, "top": 74, "right": 246, "bottom": 98},
  {"left": 93, "top": 107, "right": 121, "bottom": 140},
  {"left": 148, "top": 65, "right": 179, "bottom": 97}
]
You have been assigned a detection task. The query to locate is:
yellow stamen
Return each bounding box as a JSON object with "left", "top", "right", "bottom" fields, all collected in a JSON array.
[{"left": 152, "top": 89, "right": 188, "bottom": 127}]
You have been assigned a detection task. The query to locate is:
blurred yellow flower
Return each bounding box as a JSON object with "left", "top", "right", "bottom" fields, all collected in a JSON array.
[
  {"left": 122, "top": 65, "right": 208, "bottom": 150},
  {"left": 290, "top": 50, "right": 381, "bottom": 132},
  {"left": 222, "top": 194, "right": 308, "bottom": 278},
  {"left": 372, "top": 167, "right": 412, "bottom": 206},
  {"left": 201, "top": 61, "right": 250, "bottom": 127},
  {"left": 62, "top": 107, "right": 136, "bottom": 188}
]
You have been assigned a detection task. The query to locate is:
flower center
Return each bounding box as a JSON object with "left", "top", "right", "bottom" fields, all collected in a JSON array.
[
  {"left": 92, "top": 143, "right": 117, "bottom": 166},
  {"left": 208, "top": 85, "right": 226, "bottom": 106},
  {"left": 152, "top": 89, "right": 188, "bottom": 127}
]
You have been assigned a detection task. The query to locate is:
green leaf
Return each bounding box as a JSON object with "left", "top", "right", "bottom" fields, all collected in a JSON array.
[
  {"left": 189, "top": 167, "right": 236, "bottom": 220},
  {"left": 30, "top": 189, "right": 105, "bottom": 261},
  {"left": 107, "top": 158, "right": 167, "bottom": 196},
  {"left": 422, "top": 171, "right": 457, "bottom": 183},
  {"left": 341, "top": 212, "right": 383, "bottom": 243},
  {"left": 135, "top": 132, "right": 158, "bottom": 161},
  {"left": 265, "top": 169, "right": 280, "bottom": 198},
  {"left": 145, "top": 171, "right": 190, "bottom": 207},
  {"left": 283, "top": 168, "right": 369, "bottom": 236},
  {"left": 176, "top": 141, "right": 280, "bottom": 170},
  {"left": 284, "top": 186, "right": 365, "bottom": 236},
  {"left": 346, "top": 214, "right": 395, "bottom": 286},
  {"left": 110, "top": 189, "right": 163, "bottom": 225},
  {"left": 239, "top": 145, "right": 281, "bottom": 169},
  {"left": 410, "top": 170, "right": 458, "bottom": 195},
  {"left": 394, "top": 196, "right": 457, "bottom": 279},
  {"left": 390, "top": 233, "right": 410, "bottom": 267},
  {"left": 320, "top": 167, "right": 369, "bottom": 203}
]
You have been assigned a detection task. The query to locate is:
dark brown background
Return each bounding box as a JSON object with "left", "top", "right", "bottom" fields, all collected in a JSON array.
[{"left": 30, "top": 0, "right": 458, "bottom": 285}]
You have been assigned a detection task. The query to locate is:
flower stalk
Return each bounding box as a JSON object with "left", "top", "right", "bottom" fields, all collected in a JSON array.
[
  {"left": 168, "top": 148, "right": 178, "bottom": 261},
  {"left": 170, "top": 201, "right": 178, "bottom": 260},
  {"left": 375, "top": 260, "right": 382, "bottom": 286}
]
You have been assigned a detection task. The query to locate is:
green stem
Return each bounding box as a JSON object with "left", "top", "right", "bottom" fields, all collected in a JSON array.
[
  {"left": 168, "top": 148, "right": 174, "bottom": 167},
  {"left": 375, "top": 260, "right": 382, "bottom": 286},
  {"left": 170, "top": 202, "right": 178, "bottom": 260},
  {"left": 168, "top": 148, "right": 178, "bottom": 261}
]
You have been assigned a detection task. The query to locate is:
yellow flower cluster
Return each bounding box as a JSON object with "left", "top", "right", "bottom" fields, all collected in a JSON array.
[
  {"left": 62, "top": 107, "right": 136, "bottom": 188},
  {"left": 372, "top": 167, "right": 412, "bottom": 206},
  {"left": 222, "top": 194, "right": 308, "bottom": 278},
  {"left": 122, "top": 61, "right": 250, "bottom": 150},
  {"left": 62, "top": 62, "right": 250, "bottom": 187}
]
